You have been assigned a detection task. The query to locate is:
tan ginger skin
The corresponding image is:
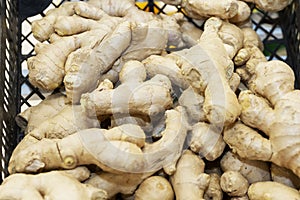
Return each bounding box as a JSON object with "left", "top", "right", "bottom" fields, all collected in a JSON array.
[
  {"left": 85, "top": 172, "right": 152, "bottom": 199},
  {"left": 9, "top": 108, "right": 188, "bottom": 175},
  {"left": 248, "top": 181, "right": 300, "bottom": 200},
  {"left": 15, "top": 92, "right": 66, "bottom": 133},
  {"left": 204, "top": 173, "right": 223, "bottom": 200},
  {"left": 144, "top": 17, "right": 241, "bottom": 127},
  {"left": 188, "top": 122, "right": 226, "bottom": 161},
  {"left": 29, "top": 0, "right": 187, "bottom": 101},
  {"left": 81, "top": 60, "right": 173, "bottom": 118},
  {"left": 135, "top": 176, "right": 174, "bottom": 200},
  {"left": 170, "top": 150, "right": 210, "bottom": 200},
  {"left": 220, "top": 171, "right": 249, "bottom": 197},
  {"left": 178, "top": 86, "right": 206, "bottom": 123},
  {"left": 227, "top": 60, "right": 300, "bottom": 178},
  {"left": 0, "top": 171, "right": 108, "bottom": 200},
  {"left": 220, "top": 151, "right": 271, "bottom": 184},
  {"left": 229, "top": 1, "right": 251, "bottom": 24},
  {"left": 176, "top": 0, "right": 239, "bottom": 20},
  {"left": 241, "top": 0, "right": 292, "bottom": 12}
]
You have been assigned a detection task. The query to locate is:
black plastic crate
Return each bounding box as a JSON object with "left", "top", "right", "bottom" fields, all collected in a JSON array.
[{"left": 0, "top": 0, "right": 299, "bottom": 183}]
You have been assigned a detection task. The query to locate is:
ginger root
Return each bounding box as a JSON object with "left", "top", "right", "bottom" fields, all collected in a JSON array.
[
  {"left": 9, "top": 108, "right": 187, "bottom": 174},
  {"left": 170, "top": 150, "right": 210, "bottom": 200},
  {"left": 220, "top": 171, "right": 249, "bottom": 197},
  {"left": 204, "top": 173, "right": 223, "bottom": 200},
  {"left": 220, "top": 151, "right": 271, "bottom": 184},
  {"left": 224, "top": 121, "right": 272, "bottom": 161},
  {"left": 233, "top": 61, "right": 300, "bottom": 178},
  {"left": 15, "top": 92, "right": 66, "bottom": 133},
  {"left": 0, "top": 171, "right": 107, "bottom": 200},
  {"left": 248, "top": 181, "right": 300, "bottom": 200},
  {"left": 81, "top": 60, "right": 173, "bottom": 117},
  {"left": 188, "top": 122, "right": 226, "bottom": 161},
  {"left": 28, "top": 104, "right": 99, "bottom": 139},
  {"left": 241, "top": 0, "right": 292, "bottom": 12},
  {"left": 85, "top": 172, "right": 151, "bottom": 198},
  {"left": 135, "top": 176, "right": 174, "bottom": 200},
  {"left": 181, "top": 0, "right": 239, "bottom": 20}
]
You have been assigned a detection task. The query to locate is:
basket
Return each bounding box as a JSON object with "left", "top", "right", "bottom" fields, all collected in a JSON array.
[{"left": 0, "top": 0, "right": 299, "bottom": 183}]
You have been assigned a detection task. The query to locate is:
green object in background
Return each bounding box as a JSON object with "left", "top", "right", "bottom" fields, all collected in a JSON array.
[{"left": 263, "top": 42, "right": 286, "bottom": 57}]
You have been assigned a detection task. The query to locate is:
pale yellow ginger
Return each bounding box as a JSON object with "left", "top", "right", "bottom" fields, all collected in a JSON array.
[
  {"left": 31, "top": 2, "right": 77, "bottom": 42},
  {"left": 234, "top": 27, "right": 264, "bottom": 65},
  {"left": 74, "top": 1, "right": 108, "bottom": 20},
  {"left": 15, "top": 92, "right": 66, "bottom": 133},
  {"left": 173, "top": 0, "right": 239, "bottom": 20},
  {"left": 9, "top": 108, "right": 187, "bottom": 175},
  {"left": 9, "top": 125, "right": 145, "bottom": 174},
  {"left": 248, "top": 181, "right": 300, "bottom": 200},
  {"left": 170, "top": 150, "right": 210, "bottom": 200},
  {"left": 220, "top": 171, "right": 249, "bottom": 197},
  {"left": 241, "top": 0, "right": 292, "bottom": 11},
  {"left": 28, "top": 16, "right": 122, "bottom": 92},
  {"left": 142, "top": 106, "right": 188, "bottom": 175},
  {"left": 64, "top": 20, "right": 132, "bottom": 104},
  {"left": 229, "top": 72, "right": 241, "bottom": 92},
  {"left": 0, "top": 171, "right": 107, "bottom": 200},
  {"left": 88, "top": 0, "right": 137, "bottom": 18},
  {"left": 178, "top": 86, "right": 206, "bottom": 124},
  {"left": 143, "top": 55, "right": 190, "bottom": 90},
  {"left": 63, "top": 166, "right": 91, "bottom": 182},
  {"left": 218, "top": 20, "right": 244, "bottom": 59},
  {"left": 229, "top": 1, "right": 251, "bottom": 25},
  {"left": 102, "top": 123, "right": 146, "bottom": 148},
  {"left": 110, "top": 114, "right": 153, "bottom": 133},
  {"left": 27, "top": 36, "right": 80, "bottom": 91},
  {"left": 27, "top": 105, "right": 99, "bottom": 139},
  {"left": 118, "top": 18, "right": 169, "bottom": 65},
  {"left": 146, "top": 17, "right": 241, "bottom": 126},
  {"left": 176, "top": 17, "right": 241, "bottom": 126},
  {"left": 234, "top": 60, "right": 300, "bottom": 178},
  {"left": 85, "top": 172, "right": 152, "bottom": 199},
  {"left": 135, "top": 176, "right": 174, "bottom": 200},
  {"left": 204, "top": 173, "right": 223, "bottom": 200},
  {"left": 53, "top": 15, "right": 106, "bottom": 36},
  {"left": 235, "top": 28, "right": 266, "bottom": 83},
  {"left": 220, "top": 151, "right": 271, "bottom": 184},
  {"left": 81, "top": 60, "right": 173, "bottom": 118},
  {"left": 224, "top": 121, "right": 272, "bottom": 161},
  {"left": 188, "top": 122, "right": 226, "bottom": 161}
]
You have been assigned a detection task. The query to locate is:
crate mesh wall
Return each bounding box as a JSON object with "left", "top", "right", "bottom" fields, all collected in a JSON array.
[
  {"left": 280, "top": 1, "right": 300, "bottom": 88},
  {"left": 0, "top": 0, "right": 20, "bottom": 182},
  {"left": 0, "top": 0, "right": 299, "bottom": 182}
]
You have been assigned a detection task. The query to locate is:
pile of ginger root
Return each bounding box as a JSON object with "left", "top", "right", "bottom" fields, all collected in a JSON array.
[{"left": 2, "top": 0, "right": 300, "bottom": 199}]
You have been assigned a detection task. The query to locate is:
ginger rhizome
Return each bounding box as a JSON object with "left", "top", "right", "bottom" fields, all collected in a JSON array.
[
  {"left": 0, "top": 171, "right": 108, "bottom": 200},
  {"left": 170, "top": 150, "right": 210, "bottom": 200},
  {"left": 220, "top": 171, "right": 249, "bottom": 197},
  {"left": 144, "top": 17, "right": 241, "bottom": 127},
  {"left": 248, "top": 181, "right": 300, "bottom": 200},
  {"left": 15, "top": 92, "right": 67, "bottom": 133},
  {"left": 81, "top": 60, "right": 173, "bottom": 118},
  {"left": 9, "top": 108, "right": 187, "bottom": 174},
  {"left": 5, "top": 0, "right": 300, "bottom": 199},
  {"left": 85, "top": 172, "right": 152, "bottom": 198},
  {"left": 135, "top": 176, "right": 174, "bottom": 200},
  {"left": 225, "top": 60, "right": 300, "bottom": 178}
]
